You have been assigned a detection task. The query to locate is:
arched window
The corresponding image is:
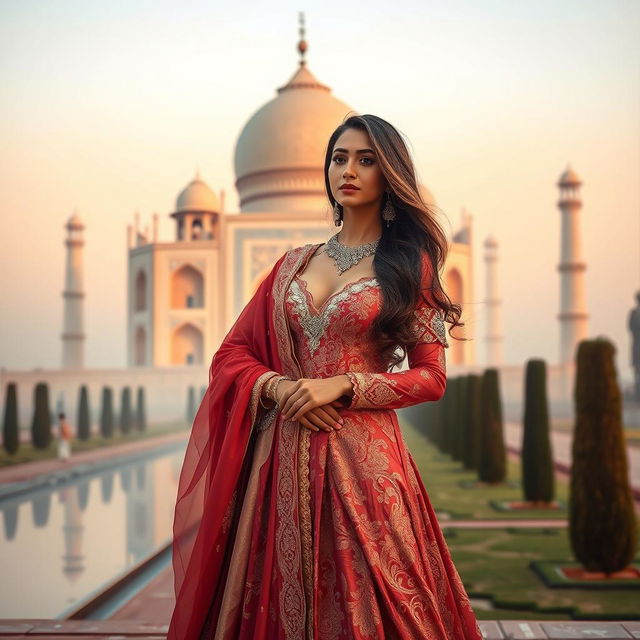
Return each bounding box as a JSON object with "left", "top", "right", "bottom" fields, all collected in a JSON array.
[
  {"left": 171, "top": 264, "right": 204, "bottom": 309},
  {"left": 171, "top": 322, "right": 204, "bottom": 365},
  {"left": 134, "top": 270, "right": 147, "bottom": 312}
]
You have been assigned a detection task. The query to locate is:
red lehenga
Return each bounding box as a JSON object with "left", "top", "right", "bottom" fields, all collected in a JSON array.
[{"left": 168, "top": 242, "right": 483, "bottom": 640}]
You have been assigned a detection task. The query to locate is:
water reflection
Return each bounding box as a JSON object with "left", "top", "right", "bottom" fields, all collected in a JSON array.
[
  {"left": 3, "top": 504, "right": 18, "bottom": 541},
  {"left": 78, "top": 480, "right": 90, "bottom": 512},
  {"left": 120, "top": 467, "right": 132, "bottom": 493},
  {"left": 32, "top": 492, "right": 51, "bottom": 527},
  {"left": 0, "top": 442, "right": 186, "bottom": 617},
  {"left": 60, "top": 484, "right": 85, "bottom": 583},
  {"left": 101, "top": 474, "right": 114, "bottom": 503}
]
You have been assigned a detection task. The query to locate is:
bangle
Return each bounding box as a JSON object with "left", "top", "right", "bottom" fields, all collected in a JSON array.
[
  {"left": 272, "top": 377, "right": 291, "bottom": 408},
  {"left": 259, "top": 373, "right": 280, "bottom": 409},
  {"left": 263, "top": 374, "right": 291, "bottom": 408},
  {"left": 260, "top": 373, "right": 290, "bottom": 408},
  {"left": 265, "top": 374, "right": 281, "bottom": 400}
]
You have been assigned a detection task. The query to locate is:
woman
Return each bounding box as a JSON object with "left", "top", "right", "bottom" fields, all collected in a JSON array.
[
  {"left": 57, "top": 412, "right": 72, "bottom": 462},
  {"left": 168, "top": 114, "right": 483, "bottom": 639}
]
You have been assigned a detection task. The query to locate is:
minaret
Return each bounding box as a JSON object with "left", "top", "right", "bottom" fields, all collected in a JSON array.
[
  {"left": 557, "top": 165, "right": 588, "bottom": 366},
  {"left": 61, "top": 212, "right": 86, "bottom": 369},
  {"left": 60, "top": 486, "right": 85, "bottom": 582},
  {"left": 483, "top": 235, "right": 503, "bottom": 365}
]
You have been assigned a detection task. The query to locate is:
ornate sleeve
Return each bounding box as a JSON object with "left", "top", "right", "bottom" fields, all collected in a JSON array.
[{"left": 344, "top": 303, "right": 449, "bottom": 411}]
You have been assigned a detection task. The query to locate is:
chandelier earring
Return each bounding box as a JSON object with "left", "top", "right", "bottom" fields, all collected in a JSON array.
[
  {"left": 333, "top": 202, "right": 343, "bottom": 226},
  {"left": 381, "top": 189, "right": 396, "bottom": 227}
]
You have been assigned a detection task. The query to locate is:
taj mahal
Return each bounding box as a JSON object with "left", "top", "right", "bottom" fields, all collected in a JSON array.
[{"left": 5, "top": 20, "right": 589, "bottom": 426}]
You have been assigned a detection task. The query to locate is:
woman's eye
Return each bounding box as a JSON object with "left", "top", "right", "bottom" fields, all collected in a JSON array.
[{"left": 332, "top": 156, "right": 375, "bottom": 165}]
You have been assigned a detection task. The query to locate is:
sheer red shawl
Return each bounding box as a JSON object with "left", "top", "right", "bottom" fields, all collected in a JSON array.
[{"left": 167, "top": 250, "right": 290, "bottom": 640}]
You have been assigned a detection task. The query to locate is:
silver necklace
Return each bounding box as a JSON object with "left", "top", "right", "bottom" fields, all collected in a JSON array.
[{"left": 323, "top": 232, "right": 380, "bottom": 275}]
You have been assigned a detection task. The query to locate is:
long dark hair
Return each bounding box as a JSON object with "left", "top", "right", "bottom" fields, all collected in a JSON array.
[{"left": 323, "top": 113, "right": 465, "bottom": 369}]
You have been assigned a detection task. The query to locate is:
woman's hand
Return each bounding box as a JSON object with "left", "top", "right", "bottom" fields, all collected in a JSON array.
[{"left": 276, "top": 377, "right": 349, "bottom": 432}]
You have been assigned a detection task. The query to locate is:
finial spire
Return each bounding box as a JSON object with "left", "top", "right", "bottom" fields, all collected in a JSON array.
[{"left": 297, "top": 12, "right": 308, "bottom": 67}]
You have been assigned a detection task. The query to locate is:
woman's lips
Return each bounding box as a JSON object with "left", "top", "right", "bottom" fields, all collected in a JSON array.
[{"left": 340, "top": 187, "right": 359, "bottom": 192}]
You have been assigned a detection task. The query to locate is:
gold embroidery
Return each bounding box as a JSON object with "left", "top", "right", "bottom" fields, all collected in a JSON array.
[
  {"left": 250, "top": 370, "right": 281, "bottom": 431},
  {"left": 343, "top": 345, "right": 447, "bottom": 411},
  {"left": 324, "top": 412, "right": 449, "bottom": 638},
  {"left": 221, "top": 487, "right": 238, "bottom": 535},
  {"left": 346, "top": 371, "right": 402, "bottom": 409},
  {"left": 214, "top": 425, "right": 277, "bottom": 639},
  {"left": 272, "top": 246, "right": 309, "bottom": 639},
  {"left": 268, "top": 243, "right": 481, "bottom": 639},
  {"left": 411, "top": 304, "right": 449, "bottom": 347},
  {"left": 289, "top": 277, "right": 379, "bottom": 356},
  {"left": 298, "top": 426, "right": 314, "bottom": 640}
]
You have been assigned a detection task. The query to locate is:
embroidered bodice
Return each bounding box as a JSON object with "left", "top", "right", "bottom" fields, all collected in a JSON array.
[{"left": 285, "top": 258, "right": 450, "bottom": 411}]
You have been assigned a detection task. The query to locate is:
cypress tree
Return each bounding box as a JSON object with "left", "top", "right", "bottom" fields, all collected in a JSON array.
[
  {"left": 461, "top": 374, "right": 479, "bottom": 469},
  {"left": 459, "top": 374, "right": 471, "bottom": 466},
  {"left": 422, "top": 402, "right": 435, "bottom": 440},
  {"left": 120, "top": 387, "right": 133, "bottom": 435},
  {"left": 432, "top": 387, "right": 444, "bottom": 450},
  {"left": 430, "top": 395, "right": 444, "bottom": 449},
  {"left": 522, "top": 359, "right": 554, "bottom": 503},
  {"left": 478, "top": 368, "right": 506, "bottom": 483},
  {"left": 100, "top": 387, "right": 114, "bottom": 439},
  {"left": 136, "top": 387, "right": 147, "bottom": 432},
  {"left": 451, "top": 377, "right": 464, "bottom": 462},
  {"left": 442, "top": 378, "right": 454, "bottom": 455},
  {"left": 187, "top": 386, "right": 196, "bottom": 424},
  {"left": 31, "top": 382, "right": 52, "bottom": 450},
  {"left": 467, "top": 374, "right": 483, "bottom": 470},
  {"left": 2, "top": 382, "right": 19, "bottom": 455},
  {"left": 569, "top": 338, "right": 637, "bottom": 573},
  {"left": 77, "top": 385, "right": 90, "bottom": 441},
  {"left": 422, "top": 400, "right": 435, "bottom": 441}
]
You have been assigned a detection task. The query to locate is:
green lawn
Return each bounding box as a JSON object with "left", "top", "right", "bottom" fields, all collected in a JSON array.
[
  {"left": 0, "top": 421, "right": 189, "bottom": 468},
  {"left": 446, "top": 528, "right": 640, "bottom": 620},
  {"left": 401, "top": 418, "right": 569, "bottom": 520},
  {"left": 399, "top": 416, "right": 640, "bottom": 620}
]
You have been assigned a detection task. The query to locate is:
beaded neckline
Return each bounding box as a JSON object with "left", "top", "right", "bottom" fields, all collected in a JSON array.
[{"left": 294, "top": 274, "right": 378, "bottom": 313}]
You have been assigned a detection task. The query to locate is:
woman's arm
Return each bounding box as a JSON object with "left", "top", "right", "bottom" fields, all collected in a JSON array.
[{"left": 341, "top": 305, "right": 449, "bottom": 411}]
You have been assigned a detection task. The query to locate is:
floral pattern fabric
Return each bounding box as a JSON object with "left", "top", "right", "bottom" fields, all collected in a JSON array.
[{"left": 209, "top": 244, "right": 483, "bottom": 640}]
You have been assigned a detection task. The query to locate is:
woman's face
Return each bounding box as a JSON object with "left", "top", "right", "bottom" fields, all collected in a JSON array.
[{"left": 328, "top": 127, "right": 386, "bottom": 210}]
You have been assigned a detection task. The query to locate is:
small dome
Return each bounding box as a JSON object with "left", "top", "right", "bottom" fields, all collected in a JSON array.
[
  {"left": 176, "top": 173, "right": 220, "bottom": 213},
  {"left": 484, "top": 235, "right": 498, "bottom": 247},
  {"left": 558, "top": 165, "right": 582, "bottom": 186},
  {"left": 66, "top": 213, "right": 84, "bottom": 229}
]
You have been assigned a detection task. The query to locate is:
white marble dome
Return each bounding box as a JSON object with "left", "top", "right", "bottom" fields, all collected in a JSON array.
[
  {"left": 176, "top": 173, "right": 220, "bottom": 213},
  {"left": 234, "top": 64, "right": 355, "bottom": 213}
]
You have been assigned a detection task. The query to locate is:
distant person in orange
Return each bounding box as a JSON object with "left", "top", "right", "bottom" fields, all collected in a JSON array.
[{"left": 57, "top": 412, "right": 72, "bottom": 462}]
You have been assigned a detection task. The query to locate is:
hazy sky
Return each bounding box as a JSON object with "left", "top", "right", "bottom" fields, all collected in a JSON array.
[{"left": 1, "top": 0, "right": 638, "bottom": 383}]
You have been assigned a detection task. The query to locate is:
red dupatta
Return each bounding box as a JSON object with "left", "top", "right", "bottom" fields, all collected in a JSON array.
[{"left": 167, "top": 248, "right": 295, "bottom": 640}]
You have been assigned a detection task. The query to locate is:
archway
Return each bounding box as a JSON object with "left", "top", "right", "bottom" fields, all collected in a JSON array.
[
  {"left": 171, "top": 322, "right": 204, "bottom": 365},
  {"left": 134, "top": 270, "right": 147, "bottom": 312},
  {"left": 171, "top": 264, "right": 204, "bottom": 309}
]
